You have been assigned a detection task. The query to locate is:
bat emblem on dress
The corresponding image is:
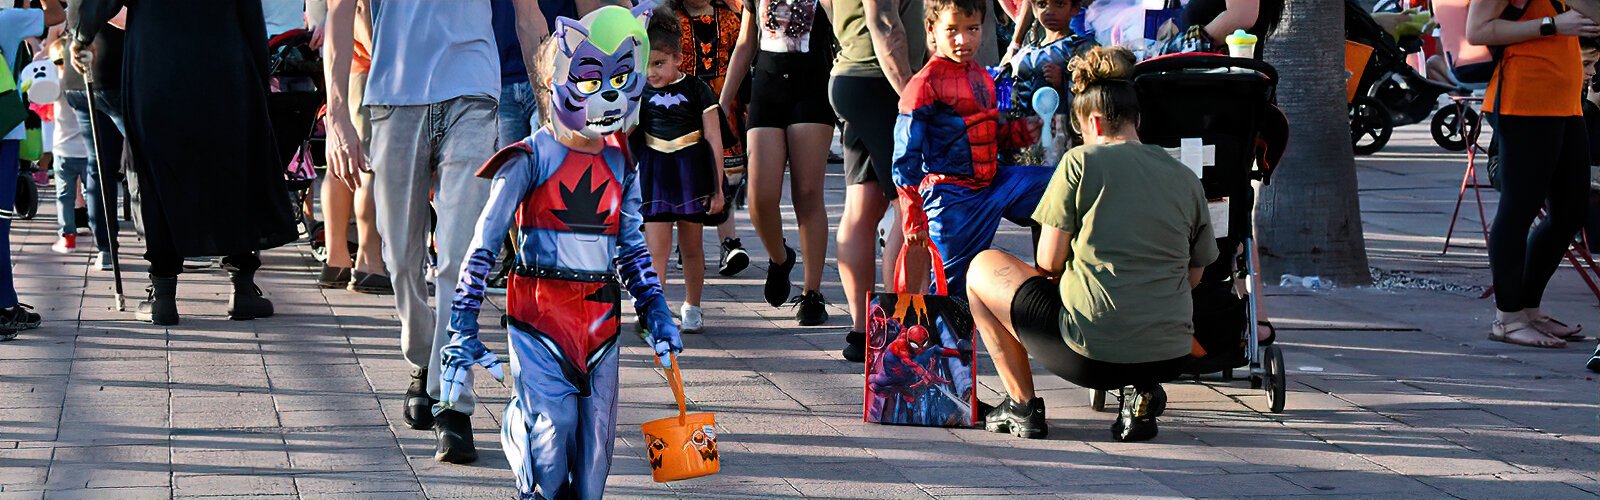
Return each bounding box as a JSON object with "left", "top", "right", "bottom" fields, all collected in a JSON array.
[{"left": 649, "top": 92, "right": 689, "bottom": 108}]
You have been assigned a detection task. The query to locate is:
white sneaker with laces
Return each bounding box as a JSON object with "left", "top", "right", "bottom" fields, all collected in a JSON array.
[{"left": 680, "top": 304, "right": 703, "bottom": 333}]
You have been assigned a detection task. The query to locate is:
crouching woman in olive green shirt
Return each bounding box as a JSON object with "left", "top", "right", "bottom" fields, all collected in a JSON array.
[{"left": 967, "top": 46, "right": 1219, "bottom": 443}]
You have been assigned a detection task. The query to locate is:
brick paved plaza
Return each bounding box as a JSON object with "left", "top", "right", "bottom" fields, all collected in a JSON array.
[{"left": 1, "top": 126, "right": 1597, "bottom": 499}]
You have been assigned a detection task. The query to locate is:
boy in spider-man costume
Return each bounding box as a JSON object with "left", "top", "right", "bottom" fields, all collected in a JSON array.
[
  {"left": 434, "top": 5, "right": 682, "bottom": 499},
  {"left": 895, "top": 0, "right": 1052, "bottom": 298},
  {"left": 869, "top": 324, "right": 961, "bottom": 403}
]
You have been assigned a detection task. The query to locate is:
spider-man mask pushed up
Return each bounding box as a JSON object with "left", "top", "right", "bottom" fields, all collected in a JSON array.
[{"left": 550, "top": 6, "right": 651, "bottom": 140}]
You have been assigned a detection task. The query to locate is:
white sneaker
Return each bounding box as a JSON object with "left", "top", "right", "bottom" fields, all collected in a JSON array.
[
  {"left": 680, "top": 304, "right": 703, "bottom": 333},
  {"left": 95, "top": 251, "right": 112, "bottom": 271}
]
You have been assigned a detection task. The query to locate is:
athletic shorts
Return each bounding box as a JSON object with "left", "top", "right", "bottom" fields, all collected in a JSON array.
[
  {"left": 748, "top": 54, "right": 836, "bottom": 129},
  {"left": 1010, "top": 276, "right": 1188, "bottom": 391},
  {"left": 830, "top": 75, "right": 899, "bottom": 199}
]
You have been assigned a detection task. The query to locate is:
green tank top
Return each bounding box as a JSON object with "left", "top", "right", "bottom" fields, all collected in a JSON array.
[{"left": 830, "top": 0, "right": 927, "bottom": 77}]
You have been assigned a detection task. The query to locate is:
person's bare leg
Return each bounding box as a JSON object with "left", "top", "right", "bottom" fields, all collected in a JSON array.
[
  {"left": 785, "top": 123, "right": 834, "bottom": 293},
  {"left": 968, "top": 249, "right": 1044, "bottom": 402},
  {"left": 353, "top": 171, "right": 387, "bottom": 275},
  {"left": 838, "top": 183, "right": 888, "bottom": 332},
  {"left": 882, "top": 208, "right": 905, "bottom": 289},
  {"left": 681, "top": 221, "right": 705, "bottom": 307},
  {"left": 717, "top": 174, "right": 739, "bottom": 241},
  {"left": 746, "top": 128, "right": 791, "bottom": 266},
  {"left": 646, "top": 221, "right": 675, "bottom": 308},
  {"left": 321, "top": 176, "right": 356, "bottom": 268}
]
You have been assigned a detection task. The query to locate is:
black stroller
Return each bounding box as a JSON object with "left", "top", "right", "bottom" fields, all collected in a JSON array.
[
  {"left": 266, "top": 28, "right": 342, "bottom": 262},
  {"left": 1345, "top": 0, "right": 1460, "bottom": 155},
  {"left": 1087, "top": 54, "right": 1288, "bottom": 414}
]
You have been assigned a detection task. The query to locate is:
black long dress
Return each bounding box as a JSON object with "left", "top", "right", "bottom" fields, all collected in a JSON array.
[{"left": 73, "top": 0, "right": 296, "bottom": 269}]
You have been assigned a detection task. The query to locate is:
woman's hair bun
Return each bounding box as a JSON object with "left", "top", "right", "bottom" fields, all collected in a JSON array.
[{"left": 1068, "top": 46, "right": 1137, "bottom": 94}]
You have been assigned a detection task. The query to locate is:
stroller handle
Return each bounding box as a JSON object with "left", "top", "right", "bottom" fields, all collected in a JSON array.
[{"left": 1134, "top": 54, "right": 1278, "bottom": 83}]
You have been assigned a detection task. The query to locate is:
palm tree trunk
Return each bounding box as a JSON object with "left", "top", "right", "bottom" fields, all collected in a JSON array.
[{"left": 1259, "top": 0, "right": 1372, "bottom": 285}]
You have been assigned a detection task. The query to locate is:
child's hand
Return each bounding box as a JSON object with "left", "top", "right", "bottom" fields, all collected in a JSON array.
[
  {"left": 1043, "top": 63, "right": 1064, "bottom": 89},
  {"left": 708, "top": 188, "right": 726, "bottom": 215}
]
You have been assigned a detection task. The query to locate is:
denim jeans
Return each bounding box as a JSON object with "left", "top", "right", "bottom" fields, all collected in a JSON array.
[
  {"left": 64, "top": 90, "right": 121, "bottom": 250},
  {"left": 52, "top": 157, "right": 94, "bottom": 238},
  {"left": 498, "top": 80, "right": 538, "bottom": 148},
  {"left": 369, "top": 95, "right": 497, "bottom": 414}
]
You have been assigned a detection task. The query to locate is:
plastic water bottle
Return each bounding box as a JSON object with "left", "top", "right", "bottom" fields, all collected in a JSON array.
[{"left": 1279, "top": 274, "right": 1330, "bottom": 289}]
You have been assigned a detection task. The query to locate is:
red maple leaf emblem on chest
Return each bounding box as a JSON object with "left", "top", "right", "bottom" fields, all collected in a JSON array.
[{"left": 518, "top": 152, "right": 622, "bottom": 235}]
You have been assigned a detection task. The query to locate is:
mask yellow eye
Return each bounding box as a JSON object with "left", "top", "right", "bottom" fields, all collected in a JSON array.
[
  {"left": 575, "top": 79, "right": 602, "bottom": 94},
  {"left": 610, "top": 73, "right": 631, "bottom": 88}
]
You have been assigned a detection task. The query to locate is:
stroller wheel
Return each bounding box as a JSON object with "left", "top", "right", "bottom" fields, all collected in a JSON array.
[
  {"left": 1264, "top": 345, "right": 1287, "bottom": 413},
  {"left": 1350, "top": 97, "right": 1393, "bottom": 156},
  {"left": 1430, "top": 105, "right": 1477, "bottom": 152},
  {"left": 1089, "top": 389, "right": 1109, "bottom": 412}
]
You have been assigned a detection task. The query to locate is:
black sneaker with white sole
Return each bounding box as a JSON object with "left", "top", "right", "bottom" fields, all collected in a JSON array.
[
  {"left": 984, "top": 396, "right": 1047, "bottom": 439},
  {"left": 1588, "top": 343, "right": 1600, "bottom": 373},
  {"left": 404, "top": 368, "right": 437, "bottom": 430},
  {"left": 719, "top": 237, "right": 750, "bottom": 276}
]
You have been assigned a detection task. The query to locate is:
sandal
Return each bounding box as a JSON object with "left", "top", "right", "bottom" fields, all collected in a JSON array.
[
  {"left": 1490, "top": 321, "right": 1566, "bottom": 349},
  {"left": 1257, "top": 320, "right": 1276, "bottom": 346},
  {"left": 1529, "top": 315, "right": 1584, "bottom": 340}
]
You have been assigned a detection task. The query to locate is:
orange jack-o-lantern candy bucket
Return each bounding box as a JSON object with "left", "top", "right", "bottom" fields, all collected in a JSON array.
[{"left": 640, "top": 354, "right": 720, "bottom": 482}]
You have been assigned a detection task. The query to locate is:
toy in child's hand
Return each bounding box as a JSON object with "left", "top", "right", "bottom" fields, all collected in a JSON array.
[
  {"left": 20, "top": 61, "right": 58, "bottom": 105},
  {"left": 1031, "top": 86, "right": 1060, "bottom": 142}
]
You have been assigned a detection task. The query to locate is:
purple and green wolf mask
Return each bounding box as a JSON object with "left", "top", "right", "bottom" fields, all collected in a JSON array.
[{"left": 549, "top": 3, "right": 654, "bottom": 140}]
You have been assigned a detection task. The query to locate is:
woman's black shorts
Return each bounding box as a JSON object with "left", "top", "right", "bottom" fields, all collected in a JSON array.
[
  {"left": 747, "top": 54, "right": 836, "bottom": 129},
  {"left": 1010, "top": 276, "right": 1188, "bottom": 391}
]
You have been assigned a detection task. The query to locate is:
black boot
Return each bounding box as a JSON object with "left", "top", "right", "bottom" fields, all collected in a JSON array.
[
  {"left": 984, "top": 396, "right": 1047, "bottom": 439},
  {"left": 404, "top": 368, "right": 436, "bottom": 430},
  {"left": 227, "top": 269, "right": 274, "bottom": 320},
  {"left": 1111, "top": 385, "right": 1160, "bottom": 442},
  {"left": 136, "top": 276, "right": 179, "bottom": 326},
  {"left": 433, "top": 409, "right": 478, "bottom": 464}
]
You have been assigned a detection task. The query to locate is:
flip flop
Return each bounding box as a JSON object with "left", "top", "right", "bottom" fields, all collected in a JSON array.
[{"left": 1490, "top": 321, "right": 1566, "bottom": 349}]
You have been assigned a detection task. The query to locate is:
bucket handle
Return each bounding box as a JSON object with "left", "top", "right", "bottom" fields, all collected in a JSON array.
[
  {"left": 892, "top": 242, "right": 949, "bottom": 296},
  {"left": 657, "top": 353, "right": 688, "bottom": 425}
]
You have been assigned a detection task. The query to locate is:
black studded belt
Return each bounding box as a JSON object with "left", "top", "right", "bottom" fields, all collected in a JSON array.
[{"left": 513, "top": 265, "right": 617, "bottom": 284}]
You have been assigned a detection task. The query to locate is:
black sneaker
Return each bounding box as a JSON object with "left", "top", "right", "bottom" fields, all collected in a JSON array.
[
  {"left": 674, "top": 245, "right": 684, "bottom": 271},
  {"left": 0, "top": 324, "right": 16, "bottom": 342},
  {"left": 432, "top": 409, "right": 478, "bottom": 464},
  {"left": 718, "top": 238, "right": 750, "bottom": 276},
  {"left": 1111, "top": 385, "right": 1160, "bottom": 442},
  {"left": 842, "top": 330, "right": 866, "bottom": 362},
  {"left": 1588, "top": 343, "right": 1600, "bottom": 373},
  {"left": 790, "top": 290, "right": 829, "bottom": 326},
  {"left": 763, "top": 244, "right": 796, "bottom": 307},
  {"left": 984, "top": 396, "right": 1047, "bottom": 439},
  {"left": 404, "top": 368, "right": 436, "bottom": 430},
  {"left": 0, "top": 303, "right": 41, "bottom": 330}
]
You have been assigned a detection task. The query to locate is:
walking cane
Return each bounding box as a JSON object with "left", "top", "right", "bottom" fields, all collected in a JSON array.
[{"left": 82, "top": 66, "right": 125, "bottom": 311}]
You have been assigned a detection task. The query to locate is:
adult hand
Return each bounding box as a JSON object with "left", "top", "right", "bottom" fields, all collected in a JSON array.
[
  {"left": 1555, "top": 10, "right": 1600, "bottom": 37},
  {"left": 68, "top": 39, "right": 91, "bottom": 74},
  {"left": 307, "top": 23, "right": 326, "bottom": 50},
  {"left": 325, "top": 114, "right": 368, "bottom": 191},
  {"left": 435, "top": 326, "right": 506, "bottom": 415}
]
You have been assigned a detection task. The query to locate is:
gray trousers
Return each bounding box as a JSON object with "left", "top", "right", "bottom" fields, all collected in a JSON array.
[{"left": 368, "top": 95, "right": 496, "bottom": 415}]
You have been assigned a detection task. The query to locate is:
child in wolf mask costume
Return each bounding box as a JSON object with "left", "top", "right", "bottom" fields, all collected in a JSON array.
[{"left": 434, "top": 4, "right": 682, "bottom": 498}]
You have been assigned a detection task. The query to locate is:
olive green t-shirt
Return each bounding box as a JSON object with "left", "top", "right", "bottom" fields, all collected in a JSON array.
[
  {"left": 830, "top": 0, "right": 927, "bottom": 77},
  {"left": 1031, "top": 143, "right": 1220, "bottom": 364}
]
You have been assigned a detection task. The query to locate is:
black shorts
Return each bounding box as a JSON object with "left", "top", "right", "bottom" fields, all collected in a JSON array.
[
  {"left": 644, "top": 210, "right": 730, "bottom": 226},
  {"left": 830, "top": 75, "right": 899, "bottom": 200},
  {"left": 748, "top": 55, "right": 836, "bottom": 129},
  {"left": 1010, "top": 276, "right": 1189, "bottom": 391}
]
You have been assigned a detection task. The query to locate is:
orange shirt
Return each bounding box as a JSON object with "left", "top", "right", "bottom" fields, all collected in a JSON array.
[{"left": 1485, "top": 0, "right": 1583, "bottom": 117}]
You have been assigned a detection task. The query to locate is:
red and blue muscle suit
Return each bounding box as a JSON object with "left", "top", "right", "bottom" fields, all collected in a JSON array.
[
  {"left": 435, "top": 6, "right": 680, "bottom": 499},
  {"left": 893, "top": 57, "right": 1053, "bottom": 297}
]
